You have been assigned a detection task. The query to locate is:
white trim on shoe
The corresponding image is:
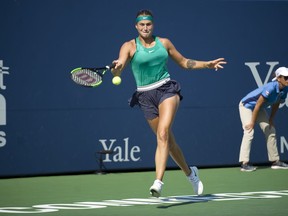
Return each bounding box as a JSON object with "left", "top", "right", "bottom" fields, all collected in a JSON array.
[{"left": 271, "top": 161, "right": 288, "bottom": 169}]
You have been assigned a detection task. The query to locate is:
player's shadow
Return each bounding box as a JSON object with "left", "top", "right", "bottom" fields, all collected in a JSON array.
[{"left": 156, "top": 194, "right": 214, "bottom": 209}]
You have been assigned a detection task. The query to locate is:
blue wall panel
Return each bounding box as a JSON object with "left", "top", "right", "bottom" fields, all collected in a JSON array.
[{"left": 0, "top": 0, "right": 287, "bottom": 177}]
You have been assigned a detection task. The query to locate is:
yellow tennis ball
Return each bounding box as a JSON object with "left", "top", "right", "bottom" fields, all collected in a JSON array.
[{"left": 112, "top": 76, "right": 121, "bottom": 85}]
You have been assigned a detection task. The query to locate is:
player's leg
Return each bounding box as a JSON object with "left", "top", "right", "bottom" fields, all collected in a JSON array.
[
  {"left": 148, "top": 94, "right": 203, "bottom": 196},
  {"left": 168, "top": 131, "right": 203, "bottom": 195},
  {"left": 147, "top": 116, "right": 165, "bottom": 197},
  {"left": 147, "top": 95, "right": 180, "bottom": 181},
  {"left": 168, "top": 132, "right": 190, "bottom": 175},
  {"left": 147, "top": 95, "right": 179, "bottom": 197}
]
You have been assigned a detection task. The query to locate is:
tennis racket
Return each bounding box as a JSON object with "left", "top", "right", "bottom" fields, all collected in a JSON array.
[{"left": 70, "top": 64, "right": 115, "bottom": 87}]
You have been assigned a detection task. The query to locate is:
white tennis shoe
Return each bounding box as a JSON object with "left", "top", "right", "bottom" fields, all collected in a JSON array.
[
  {"left": 149, "top": 179, "right": 164, "bottom": 198},
  {"left": 187, "top": 166, "right": 204, "bottom": 195}
]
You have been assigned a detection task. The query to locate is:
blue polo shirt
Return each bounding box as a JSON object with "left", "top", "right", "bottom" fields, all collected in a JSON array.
[{"left": 241, "top": 81, "right": 288, "bottom": 110}]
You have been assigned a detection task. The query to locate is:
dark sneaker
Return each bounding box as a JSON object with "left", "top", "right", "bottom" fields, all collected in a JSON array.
[
  {"left": 271, "top": 161, "right": 288, "bottom": 169},
  {"left": 240, "top": 164, "right": 256, "bottom": 172}
]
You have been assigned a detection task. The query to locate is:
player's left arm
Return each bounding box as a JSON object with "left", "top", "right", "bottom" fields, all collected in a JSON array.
[{"left": 160, "top": 37, "right": 226, "bottom": 70}]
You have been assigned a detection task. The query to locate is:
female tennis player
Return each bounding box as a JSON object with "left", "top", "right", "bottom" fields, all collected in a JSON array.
[{"left": 112, "top": 9, "right": 226, "bottom": 197}]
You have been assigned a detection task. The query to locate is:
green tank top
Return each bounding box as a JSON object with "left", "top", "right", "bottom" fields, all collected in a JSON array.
[{"left": 130, "top": 36, "right": 170, "bottom": 90}]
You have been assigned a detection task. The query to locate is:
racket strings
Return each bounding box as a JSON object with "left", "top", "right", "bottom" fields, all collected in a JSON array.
[{"left": 73, "top": 69, "right": 102, "bottom": 86}]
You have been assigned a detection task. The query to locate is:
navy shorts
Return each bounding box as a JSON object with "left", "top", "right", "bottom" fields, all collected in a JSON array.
[{"left": 128, "top": 80, "right": 183, "bottom": 120}]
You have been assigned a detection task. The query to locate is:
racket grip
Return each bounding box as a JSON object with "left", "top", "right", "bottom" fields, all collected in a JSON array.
[{"left": 108, "top": 63, "right": 116, "bottom": 69}]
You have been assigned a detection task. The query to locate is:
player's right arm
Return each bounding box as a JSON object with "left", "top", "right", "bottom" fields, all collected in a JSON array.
[{"left": 112, "top": 40, "right": 134, "bottom": 77}]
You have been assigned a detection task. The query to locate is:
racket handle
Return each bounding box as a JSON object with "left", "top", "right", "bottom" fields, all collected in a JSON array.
[{"left": 108, "top": 63, "right": 116, "bottom": 69}]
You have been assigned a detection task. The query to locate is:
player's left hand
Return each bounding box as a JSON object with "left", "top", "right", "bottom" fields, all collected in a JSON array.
[{"left": 208, "top": 58, "right": 227, "bottom": 71}]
